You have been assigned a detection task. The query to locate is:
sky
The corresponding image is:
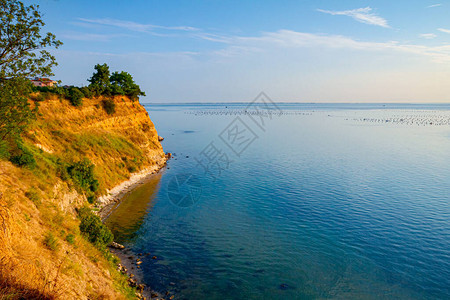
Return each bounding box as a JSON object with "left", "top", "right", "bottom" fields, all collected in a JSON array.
[{"left": 28, "top": 0, "right": 450, "bottom": 103}]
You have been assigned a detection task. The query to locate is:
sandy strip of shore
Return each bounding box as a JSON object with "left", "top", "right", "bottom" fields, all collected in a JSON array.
[
  {"left": 97, "top": 161, "right": 166, "bottom": 220},
  {"left": 97, "top": 160, "right": 169, "bottom": 299}
]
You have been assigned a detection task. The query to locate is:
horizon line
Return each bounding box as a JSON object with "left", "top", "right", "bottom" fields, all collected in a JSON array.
[{"left": 141, "top": 101, "right": 450, "bottom": 105}]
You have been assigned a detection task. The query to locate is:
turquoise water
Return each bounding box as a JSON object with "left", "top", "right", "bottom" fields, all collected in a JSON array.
[{"left": 108, "top": 103, "right": 450, "bottom": 299}]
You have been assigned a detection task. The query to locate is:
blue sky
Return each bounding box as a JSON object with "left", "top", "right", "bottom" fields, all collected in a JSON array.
[{"left": 30, "top": 0, "right": 450, "bottom": 102}]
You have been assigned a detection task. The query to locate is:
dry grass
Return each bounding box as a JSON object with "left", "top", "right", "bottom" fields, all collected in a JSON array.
[
  {"left": 0, "top": 96, "right": 165, "bottom": 299},
  {"left": 0, "top": 163, "right": 129, "bottom": 299}
]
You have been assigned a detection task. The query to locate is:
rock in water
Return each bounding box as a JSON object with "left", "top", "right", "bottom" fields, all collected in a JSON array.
[{"left": 109, "top": 241, "right": 125, "bottom": 249}]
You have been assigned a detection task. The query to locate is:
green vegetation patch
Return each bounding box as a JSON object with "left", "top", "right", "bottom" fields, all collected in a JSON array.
[
  {"left": 77, "top": 207, "right": 113, "bottom": 249},
  {"left": 9, "top": 142, "right": 36, "bottom": 169},
  {"left": 44, "top": 232, "right": 59, "bottom": 251},
  {"left": 102, "top": 99, "right": 116, "bottom": 115},
  {"left": 67, "top": 158, "right": 99, "bottom": 194}
]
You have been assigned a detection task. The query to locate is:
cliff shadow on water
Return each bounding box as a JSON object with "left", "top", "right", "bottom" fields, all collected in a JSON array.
[{"left": 105, "top": 174, "right": 163, "bottom": 243}]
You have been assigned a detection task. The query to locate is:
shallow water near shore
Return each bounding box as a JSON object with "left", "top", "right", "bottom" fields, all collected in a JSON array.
[{"left": 107, "top": 103, "right": 450, "bottom": 299}]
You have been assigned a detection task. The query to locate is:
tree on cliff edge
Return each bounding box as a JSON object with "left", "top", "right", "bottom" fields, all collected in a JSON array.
[
  {"left": 0, "top": 0, "right": 61, "bottom": 146},
  {"left": 88, "top": 63, "right": 145, "bottom": 101},
  {"left": 88, "top": 63, "right": 111, "bottom": 96},
  {"left": 110, "top": 71, "right": 145, "bottom": 100},
  {"left": 0, "top": 0, "right": 62, "bottom": 80}
]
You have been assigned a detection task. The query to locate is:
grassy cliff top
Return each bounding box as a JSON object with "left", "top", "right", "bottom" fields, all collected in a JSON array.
[{"left": 0, "top": 93, "right": 165, "bottom": 299}]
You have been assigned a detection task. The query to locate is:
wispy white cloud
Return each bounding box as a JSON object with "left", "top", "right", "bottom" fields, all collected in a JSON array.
[
  {"left": 317, "top": 7, "right": 389, "bottom": 28},
  {"left": 77, "top": 18, "right": 199, "bottom": 34},
  {"left": 54, "top": 30, "right": 450, "bottom": 102},
  {"left": 427, "top": 4, "right": 442, "bottom": 8},
  {"left": 69, "top": 17, "right": 450, "bottom": 64},
  {"left": 61, "top": 32, "right": 130, "bottom": 42},
  {"left": 208, "top": 30, "right": 450, "bottom": 63},
  {"left": 419, "top": 33, "right": 437, "bottom": 39},
  {"left": 437, "top": 28, "right": 450, "bottom": 34},
  {"left": 193, "top": 32, "right": 233, "bottom": 43}
]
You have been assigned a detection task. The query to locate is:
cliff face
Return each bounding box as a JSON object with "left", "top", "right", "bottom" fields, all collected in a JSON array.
[
  {"left": 0, "top": 95, "right": 165, "bottom": 299},
  {"left": 30, "top": 95, "right": 166, "bottom": 192}
]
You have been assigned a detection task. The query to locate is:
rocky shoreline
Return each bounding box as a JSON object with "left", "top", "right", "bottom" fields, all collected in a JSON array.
[
  {"left": 97, "top": 157, "right": 168, "bottom": 220},
  {"left": 109, "top": 243, "right": 174, "bottom": 300},
  {"left": 97, "top": 154, "right": 171, "bottom": 299}
]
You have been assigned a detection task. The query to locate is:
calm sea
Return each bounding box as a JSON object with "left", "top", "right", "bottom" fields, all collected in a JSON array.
[{"left": 106, "top": 102, "right": 450, "bottom": 299}]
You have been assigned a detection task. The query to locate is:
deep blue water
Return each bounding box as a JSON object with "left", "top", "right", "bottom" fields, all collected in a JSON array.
[{"left": 107, "top": 103, "right": 450, "bottom": 299}]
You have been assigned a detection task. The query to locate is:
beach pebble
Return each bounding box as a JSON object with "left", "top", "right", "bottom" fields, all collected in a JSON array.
[
  {"left": 128, "top": 278, "right": 137, "bottom": 287},
  {"left": 137, "top": 284, "right": 145, "bottom": 292},
  {"left": 109, "top": 241, "right": 125, "bottom": 249}
]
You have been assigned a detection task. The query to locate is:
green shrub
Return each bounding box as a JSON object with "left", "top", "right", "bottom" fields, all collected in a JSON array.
[
  {"left": 87, "top": 194, "right": 95, "bottom": 204},
  {"left": 0, "top": 140, "right": 10, "bottom": 160},
  {"left": 53, "top": 86, "right": 69, "bottom": 99},
  {"left": 78, "top": 207, "right": 113, "bottom": 249},
  {"left": 56, "top": 159, "right": 69, "bottom": 181},
  {"left": 9, "top": 143, "right": 36, "bottom": 169},
  {"left": 44, "top": 232, "right": 59, "bottom": 251},
  {"left": 66, "top": 234, "right": 75, "bottom": 245},
  {"left": 101, "top": 99, "right": 116, "bottom": 115},
  {"left": 68, "top": 87, "right": 84, "bottom": 107},
  {"left": 80, "top": 86, "right": 93, "bottom": 98},
  {"left": 67, "top": 158, "right": 99, "bottom": 193}
]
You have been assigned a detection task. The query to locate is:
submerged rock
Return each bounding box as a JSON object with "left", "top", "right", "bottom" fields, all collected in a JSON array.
[
  {"left": 109, "top": 241, "right": 125, "bottom": 249},
  {"left": 137, "top": 284, "right": 145, "bottom": 292},
  {"left": 128, "top": 278, "right": 137, "bottom": 287}
]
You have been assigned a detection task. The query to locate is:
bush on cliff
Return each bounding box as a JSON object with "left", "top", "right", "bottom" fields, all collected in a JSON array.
[
  {"left": 78, "top": 207, "right": 113, "bottom": 249},
  {"left": 67, "top": 158, "right": 99, "bottom": 193},
  {"left": 80, "top": 86, "right": 93, "bottom": 98},
  {"left": 110, "top": 71, "right": 145, "bottom": 101},
  {"left": 9, "top": 142, "right": 36, "bottom": 169},
  {"left": 68, "top": 87, "right": 84, "bottom": 107},
  {"left": 102, "top": 99, "right": 116, "bottom": 115}
]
